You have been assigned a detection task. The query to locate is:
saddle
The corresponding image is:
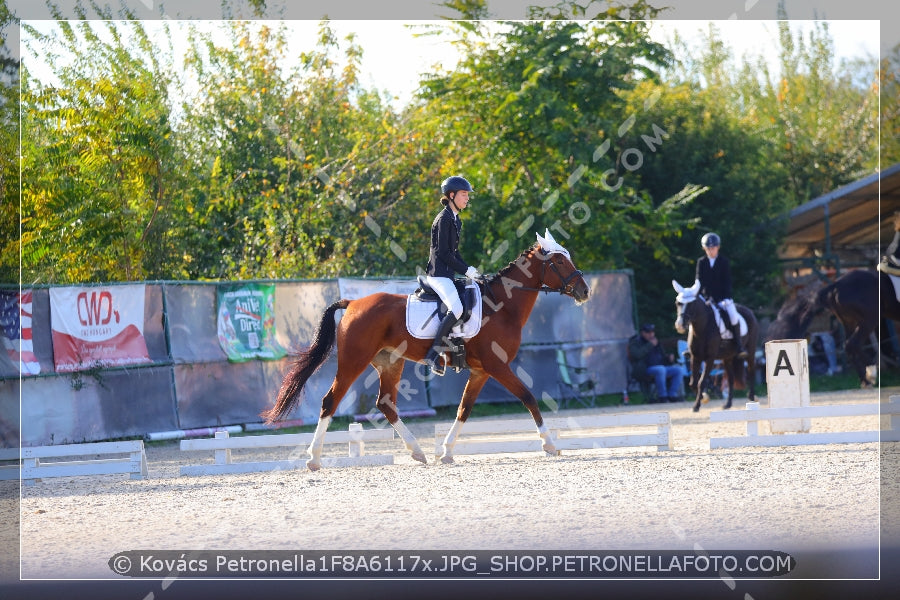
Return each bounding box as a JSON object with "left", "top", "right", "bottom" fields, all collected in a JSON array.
[{"left": 406, "top": 276, "right": 483, "bottom": 373}]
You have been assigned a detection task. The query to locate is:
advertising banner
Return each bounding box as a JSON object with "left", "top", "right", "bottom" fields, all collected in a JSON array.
[
  {"left": 217, "top": 283, "right": 286, "bottom": 362},
  {"left": 0, "top": 289, "right": 41, "bottom": 375},
  {"left": 50, "top": 285, "right": 151, "bottom": 372}
]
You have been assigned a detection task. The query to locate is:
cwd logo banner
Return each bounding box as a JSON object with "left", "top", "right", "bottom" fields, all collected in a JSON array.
[
  {"left": 50, "top": 285, "right": 151, "bottom": 372},
  {"left": 217, "top": 283, "right": 286, "bottom": 362}
]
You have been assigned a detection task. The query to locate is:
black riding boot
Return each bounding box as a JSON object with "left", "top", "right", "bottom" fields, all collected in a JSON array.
[
  {"left": 425, "top": 314, "right": 460, "bottom": 376},
  {"left": 729, "top": 321, "right": 749, "bottom": 359}
]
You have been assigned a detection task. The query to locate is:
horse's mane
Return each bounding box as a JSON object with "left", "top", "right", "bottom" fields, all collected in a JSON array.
[{"left": 484, "top": 243, "right": 541, "bottom": 286}]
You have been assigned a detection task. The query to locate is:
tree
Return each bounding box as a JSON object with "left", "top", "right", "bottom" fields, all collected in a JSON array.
[
  {"left": 415, "top": 1, "right": 700, "bottom": 279},
  {"left": 178, "top": 19, "right": 413, "bottom": 279},
  {"left": 0, "top": 0, "right": 19, "bottom": 283},
  {"left": 21, "top": 11, "right": 182, "bottom": 283}
]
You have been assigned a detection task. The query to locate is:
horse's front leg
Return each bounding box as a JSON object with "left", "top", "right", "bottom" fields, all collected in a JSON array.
[
  {"left": 440, "top": 370, "right": 489, "bottom": 464},
  {"left": 488, "top": 364, "right": 559, "bottom": 457},
  {"left": 692, "top": 360, "right": 707, "bottom": 412}
]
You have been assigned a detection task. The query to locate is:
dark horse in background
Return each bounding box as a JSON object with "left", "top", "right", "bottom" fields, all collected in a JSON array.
[
  {"left": 672, "top": 280, "right": 758, "bottom": 412},
  {"left": 260, "top": 230, "right": 590, "bottom": 470},
  {"left": 767, "top": 269, "right": 900, "bottom": 387}
]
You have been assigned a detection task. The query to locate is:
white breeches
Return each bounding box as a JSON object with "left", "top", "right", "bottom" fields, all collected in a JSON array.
[
  {"left": 717, "top": 298, "right": 739, "bottom": 325},
  {"left": 425, "top": 275, "right": 463, "bottom": 319}
]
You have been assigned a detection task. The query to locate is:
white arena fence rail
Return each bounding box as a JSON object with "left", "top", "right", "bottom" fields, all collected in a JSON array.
[
  {"left": 179, "top": 423, "right": 395, "bottom": 476},
  {"left": 709, "top": 397, "right": 900, "bottom": 449},
  {"left": 433, "top": 412, "right": 672, "bottom": 458},
  {"left": 0, "top": 448, "right": 20, "bottom": 481},
  {"left": 11, "top": 440, "right": 149, "bottom": 485}
]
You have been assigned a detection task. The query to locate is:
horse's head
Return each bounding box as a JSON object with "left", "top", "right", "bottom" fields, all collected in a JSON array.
[
  {"left": 672, "top": 279, "right": 702, "bottom": 334},
  {"left": 536, "top": 229, "right": 590, "bottom": 305}
]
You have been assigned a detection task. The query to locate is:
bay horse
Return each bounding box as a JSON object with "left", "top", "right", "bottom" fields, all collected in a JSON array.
[
  {"left": 672, "top": 280, "right": 758, "bottom": 412},
  {"left": 786, "top": 268, "right": 900, "bottom": 387},
  {"left": 260, "top": 230, "right": 590, "bottom": 470}
]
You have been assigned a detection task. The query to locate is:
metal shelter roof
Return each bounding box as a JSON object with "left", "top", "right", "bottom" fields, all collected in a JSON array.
[{"left": 779, "top": 162, "right": 900, "bottom": 266}]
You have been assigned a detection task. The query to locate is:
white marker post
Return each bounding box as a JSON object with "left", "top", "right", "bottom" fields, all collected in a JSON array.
[{"left": 765, "top": 339, "right": 811, "bottom": 433}]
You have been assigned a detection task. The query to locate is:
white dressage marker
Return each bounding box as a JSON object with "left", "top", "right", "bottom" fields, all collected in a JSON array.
[
  {"left": 180, "top": 423, "right": 395, "bottom": 476},
  {"left": 709, "top": 397, "right": 900, "bottom": 449},
  {"left": 18, "top": 440, "right": 149, "bottom": 485},
  {"left": 434, "top": 412, "right": 672, "bottom": 458}
]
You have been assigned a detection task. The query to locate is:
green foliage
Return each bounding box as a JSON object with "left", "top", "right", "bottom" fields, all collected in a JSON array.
[
  {"left": 416, "top": 5, "right": 683, "bottom": 273},
  {"left": 21, "top": 17, "right": 181, "bottom": 283},
  {"left": 0, "top": 0, "right": 19, "bottom": 283},
  {"left": 14, "top": 0, "right": 884, "bottom": 351}
]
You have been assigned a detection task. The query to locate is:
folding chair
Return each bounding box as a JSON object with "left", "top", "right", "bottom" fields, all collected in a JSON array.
[{"left": 556, "top": 348, "right": 595, "bottom": 409}]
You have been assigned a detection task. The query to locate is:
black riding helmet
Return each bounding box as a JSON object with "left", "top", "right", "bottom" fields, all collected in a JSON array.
[
  {"left": 701, "top": 232, "right": 721, "bottom": 248},
  {"left": 441, "top": 176, "right": 473, "bottom": 196}
]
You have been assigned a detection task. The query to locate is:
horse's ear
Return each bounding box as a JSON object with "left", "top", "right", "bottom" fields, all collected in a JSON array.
[
  {"left": 536, "top": 231, "right": 547, "bottom": 248},
  {"left": 688, "top": 279, "right": 700, "bottom": 294},
  {"left": 672, "top": 280, "right": 684, "bottom": 293},
  {"left": 544, "top": 228, "right": 555, "bottom": 243}
]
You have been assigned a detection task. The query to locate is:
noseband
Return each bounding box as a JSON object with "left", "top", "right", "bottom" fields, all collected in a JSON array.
[{"left": 545, "top": 259, "right": 584, "bottom": 296}]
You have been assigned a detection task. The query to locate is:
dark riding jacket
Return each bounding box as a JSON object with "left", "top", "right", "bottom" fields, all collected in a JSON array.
[
  {"left": 426, "top": 206, "right": 470, "bottom": 278},
  {"left": 696, "top": 255, "right": 733, "bottom": 303}
]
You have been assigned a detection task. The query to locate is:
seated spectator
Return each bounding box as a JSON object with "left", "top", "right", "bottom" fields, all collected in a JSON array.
[{"left": 627, "top": 323, "right": 684, "bottom": 403}]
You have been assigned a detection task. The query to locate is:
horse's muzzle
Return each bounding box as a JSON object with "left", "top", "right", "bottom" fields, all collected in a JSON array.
[{"left": 573, "top": 285, "right": 590, "bottom": 306}]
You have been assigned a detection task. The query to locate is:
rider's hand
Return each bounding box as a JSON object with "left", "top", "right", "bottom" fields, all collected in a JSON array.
[
  {"left": 894, "top": 210, "right": 900, "bottom": 232},
  {"left": 465, "top": 266, "right": 480, "bottom": 280}
]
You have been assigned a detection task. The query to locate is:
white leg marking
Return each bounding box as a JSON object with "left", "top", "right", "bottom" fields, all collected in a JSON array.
[
  {"left": 307, "top": 416, "right": 332, "bottom": 471},
  {"left": 440, "top": 419, "right": 466, "bottom": 464},
  {"left": 537, "top": 423, "right": 559, "bottom": 456},
  {"left": 391, "top": 418, "right": 427, "bottom": 464}
]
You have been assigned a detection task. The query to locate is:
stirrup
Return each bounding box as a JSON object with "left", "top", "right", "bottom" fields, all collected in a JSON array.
[{"left": 425, "top": 349, "right": 447, "bottom": 376}]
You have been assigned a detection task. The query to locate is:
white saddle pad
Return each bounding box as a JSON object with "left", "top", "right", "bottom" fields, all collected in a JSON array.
[
  {"left": 406, "top": 283, "right": 482, "bottom": 340},
  {"left": 711, "top": 308, "right": 747, "bottom": 340}
]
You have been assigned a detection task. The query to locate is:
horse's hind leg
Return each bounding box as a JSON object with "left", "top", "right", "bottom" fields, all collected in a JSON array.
[
  {"left": 439, "top": 370, "right": 490, "bottom": 464},
  {"left": 306, "top": 344, "right": 376, "bottom": 471},
  {"left": 722, "top": 365, "right": 735, "bottom": 410},
  {"left": 371, "top": 350, "right": 427, "bottom": 465}
]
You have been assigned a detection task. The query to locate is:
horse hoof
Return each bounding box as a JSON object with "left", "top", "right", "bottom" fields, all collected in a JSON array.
[
  {"left": 692, "top": 405, "right": 700, "bottom": 413},
  {"left": 440, "top": 455, "right": 454, "bottom": 464},
  {"left": 701, "top": 392, "right": 710, "bottom": 404},
  {"left": 412, "top": 452, "right": 428, "bottom": 465},
  {"left": 723, "top": 403, "right": 732, "bottom": 410},
  {"left": 306, "top": 461, "right": 322, "bottom": 472},
  {"left": 545, "top": 450, "right": 561, "bottom": 457}
]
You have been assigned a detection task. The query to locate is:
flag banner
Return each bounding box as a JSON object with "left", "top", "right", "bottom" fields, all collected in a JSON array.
[
  {"left": 217, "top": 283, "right": 286, "bottom": 362},
  {"left": 0, "top": 289, "right": 41, "bottom": 375},
  {"left": 50, "top": 285, "right": 151, "bottom": 372}
]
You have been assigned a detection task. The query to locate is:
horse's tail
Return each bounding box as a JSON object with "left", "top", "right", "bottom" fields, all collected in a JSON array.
[{"left": 260, "top": 299, "right": 350, "bottom": 424}]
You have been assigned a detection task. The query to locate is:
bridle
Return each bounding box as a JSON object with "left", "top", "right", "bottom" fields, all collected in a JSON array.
[
  {"left": 541, "top": 255, "right": 585, "bottom": 296},
  {"left": 485, "top": 250, "right": 584, "bottom": 297}
]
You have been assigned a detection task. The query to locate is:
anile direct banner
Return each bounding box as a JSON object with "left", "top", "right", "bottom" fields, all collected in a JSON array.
[
  {"left": 216, "top": 283, "right": 286, "bottom": 362},
  {"left": 50, "top": 284, "right": 151, "bottom": 372}
]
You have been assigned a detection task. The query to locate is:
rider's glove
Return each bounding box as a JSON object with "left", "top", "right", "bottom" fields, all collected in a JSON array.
[{"left": 465, "top": 266, "right": 480, "bottom": 280}]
